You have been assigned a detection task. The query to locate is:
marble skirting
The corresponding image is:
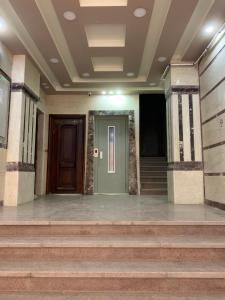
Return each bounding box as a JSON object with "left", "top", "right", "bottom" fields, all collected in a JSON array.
[{"left": 85, "top": 110, "right": 138, "bottom": 195}]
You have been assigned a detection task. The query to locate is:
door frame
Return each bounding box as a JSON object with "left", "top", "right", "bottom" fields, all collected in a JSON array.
[
  {"left": 46, "top": 114, "right": 86, "bottom": 194},
  {"left": 85, "top": 110, "right": 138, "bottom": 195}
]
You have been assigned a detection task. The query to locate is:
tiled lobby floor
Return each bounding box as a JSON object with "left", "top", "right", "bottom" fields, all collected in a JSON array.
[{"left": 0, "top": 194, "right": 225, "bottom": 223}]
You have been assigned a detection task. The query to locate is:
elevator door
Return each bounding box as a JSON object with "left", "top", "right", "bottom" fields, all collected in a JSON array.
[{"left": 94, "top": 116, "right": 128, "bottom": 193}]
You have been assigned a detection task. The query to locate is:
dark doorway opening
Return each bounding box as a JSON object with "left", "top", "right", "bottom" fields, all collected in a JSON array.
[
  {"left": 140, "top": 94, "right": 167, "bottom": 157},
  {"left": 47, "top": 115, "right": 85, "bottom": 194},
  {"left": 139, "top": 94, "right": 167, "bottom": 196}
]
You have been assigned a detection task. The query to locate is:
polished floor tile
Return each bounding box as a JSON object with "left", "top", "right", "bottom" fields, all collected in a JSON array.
[{"left": 0, "top": 194, "right": 224, "bottom": 222}]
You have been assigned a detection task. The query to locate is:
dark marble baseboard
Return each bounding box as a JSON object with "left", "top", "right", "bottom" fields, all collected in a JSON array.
[
  {"left": 205, "top": 199, "right": 225, "bottom": 211},
  {"left": 168, "top": 161, "right": 203, "bottom": 171},
  {"left": 6, "top": 162, "right": 35, "bottom": 172}
]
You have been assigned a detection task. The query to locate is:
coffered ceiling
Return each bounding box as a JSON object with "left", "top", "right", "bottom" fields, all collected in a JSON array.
[{"left": 0, "top": 0, "right": 225, "bottom": 94}]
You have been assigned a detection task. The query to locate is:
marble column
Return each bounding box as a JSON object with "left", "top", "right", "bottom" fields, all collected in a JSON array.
[
  {"left": 165, "top": 65, "right": 204, "bottom": 204},
  {"left": 4, "top": 55, "right": 40, "bottom": 206}
]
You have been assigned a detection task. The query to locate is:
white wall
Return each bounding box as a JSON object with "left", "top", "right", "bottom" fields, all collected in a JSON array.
[
  {"left": 46, "top": 94, "right": 140, "bottom": 193},
  {"left": 200, "top": 34, "right": 225, "bottom": 206}
]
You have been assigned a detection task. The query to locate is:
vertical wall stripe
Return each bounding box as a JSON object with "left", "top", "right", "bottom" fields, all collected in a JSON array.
[
  {"left": 171, "top": 94, "right": 180, "bottom": 162},
  {"left": 23, "top": 96, "right": 30, "bottom": 163},
  {"left": 193, "top": 94, "right": 202, "bottom": 161},
  {"left": 31, "top": 105, "right": 37, "bottom": 164},
  {"left": 178, "top": 93, "right": 184, "bottom": 161},
  {"left": 27, "top": 100, "right": 34, "bottom": 164},
  {"left": 22, "top": 94, "right": 27, "bottom": 162},
  {"left": 189, "top": 94, "right": 195, "bottom": 161},
  {"left": 166, "top": 98, "right": 170, "bottom": 161},
  {"left": 182, "top": 94, "right": 191, "bottom": 161}
]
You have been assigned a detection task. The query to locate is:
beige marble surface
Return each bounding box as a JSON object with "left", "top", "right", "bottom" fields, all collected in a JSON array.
[{"left": 0, "top": 194, "right": 225, "bottom": 222}]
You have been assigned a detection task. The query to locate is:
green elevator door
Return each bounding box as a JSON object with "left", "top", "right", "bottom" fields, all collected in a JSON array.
[{"left": 94, "top": 116, "right": 128, "bottom": 193}]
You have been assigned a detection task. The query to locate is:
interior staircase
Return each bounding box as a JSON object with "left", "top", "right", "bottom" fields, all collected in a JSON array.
[
  {"left": 0, "top": 221, "right": 225, "bottom": 299},
  {"left": 140, "top": 157, "right": 167, "bottom": 195}
]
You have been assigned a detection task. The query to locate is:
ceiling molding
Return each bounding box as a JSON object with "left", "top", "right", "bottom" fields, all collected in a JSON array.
[
  {"left": 172, "top": 0, "right": 215, "bottom": 61},
  {"left": 0, "top": 0, "right": 60, "bottom": 88},
  {"left": 35, "top": 0, "right": 79, "bottom": 81},
  {"left": 139, "top": 0, "right": 172, "bottom": 77}
]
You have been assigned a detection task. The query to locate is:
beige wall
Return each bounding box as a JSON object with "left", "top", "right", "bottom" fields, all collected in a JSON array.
[
  {"left": 200, "top": 34, "right": 225, "bottom": 205},
  {"left": 0, "top": 42, "right": 13, "bottom": 203},
  {"left": 46, "top": 94, "right": 140, "bottom": 193}
]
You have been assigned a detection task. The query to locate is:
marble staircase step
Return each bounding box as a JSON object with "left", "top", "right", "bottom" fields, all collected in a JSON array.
[
  {"left": 0, "top": 260, "right": 225, "bottom": 292},
  {"left": 0, "top": 234, "right": 224, "bottom": 261},
  {"left": 140, "top": 166, "right": 167, "bottom": 171},
  {"left": 0, "top": 222, "right": 225, "bottom": 236},
  {"left": 140, "top": 171, "right": 167, "bottom": 177},
  {"left": 141, "top": 182, "right": 167, "bottom": 189},
  {"left": 1, "top": 292, "right": 225, "bottom": 300},
  {"left": 141, "top": 189, "right": 168, "bottom": 195}
]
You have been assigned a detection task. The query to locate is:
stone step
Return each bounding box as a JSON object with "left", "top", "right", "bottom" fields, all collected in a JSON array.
[
  {"left": 1, "top": 292, "right": 225, "bottom": 300},
  {"left": 140, "top": 166, "right": 168, "bottom": 171},
  {"left": 0, "top": 235, "right": 225, "bottom": 261},
  {"left": 141, "top": 182, "right": 167, "bottom": 189},
  {"left": 0, "top": 260, "right": 225, "bottom": 292},
  {"left": 140, "top": 171, "right": 167, "bottom": 177},
  {"left": 0, "top": 222, "right": 225, "bottom": 236},
  {"left": 140, "top": 157, "right": 167, "bottom": 161},
  {"left": 140, "top": 176, "right": 167, "bottom": 182},
  {"left": 140, "top": 161, "right": 168, "bottom": 166},
  {"left": 141, "top": 189, "right": 168, "bottom": 195}
]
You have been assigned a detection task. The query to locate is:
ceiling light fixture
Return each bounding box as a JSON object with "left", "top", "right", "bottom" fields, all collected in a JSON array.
[
  {"left": 116, "top": 90, "right": 122, "bottom": 95},
  {"left": 102, "top": 91, "right": 106, "bottom": 95},
  {"left": 44, "top": 86, "right": 50, "bottom": 89},
  {"left": 50, "top": 58, "right": 59, "bottom": 63},
  {"left": 82, "top": 72, "right": 90, "bottom": 77},
  {"left": 63, "top": 11, "right": 76, "bottom": 21},
  {"left": 109, "top": 91, "right": 114, "bottom": 95},
  {"left": 158, "top": 57, "right": 167, "bottom": 62},
  {"left": 0, "top": 17, "right": 7, "bottom": 32},
  {"left": 63, "top": 83, "right": 71, "bottom": 87},
  {"left": 133, "top": 8, "right": 146, "bottom": 18},
  {"left": 149, "top": 82, "right": 156, "bottom": 86},
  {"left": 126, "top": 72, "right": 134, "bottom": 77},
  {"left": 205, "top": 25, "right": 214, "bottom": 34}
]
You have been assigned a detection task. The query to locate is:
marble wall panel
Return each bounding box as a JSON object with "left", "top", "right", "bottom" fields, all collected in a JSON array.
[
  {"left": 205, "top": 176, "right": 225, "bottom": 204},
  {"left": 201, "top": 80, "right": 225, "bottom": 123},
  {"left": 202, "top": 112, "right": 225, "bottom": 148},
  {"left": 200, "top": 44, "right": 225, "bottom": 98},
  {"left": 203, "top": 144, "right": 225, "bottom": 173}
]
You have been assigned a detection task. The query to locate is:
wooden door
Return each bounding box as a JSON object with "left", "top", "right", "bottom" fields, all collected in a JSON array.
[{"left": 47, "top": 115, "right": 85, "bottom": 193}]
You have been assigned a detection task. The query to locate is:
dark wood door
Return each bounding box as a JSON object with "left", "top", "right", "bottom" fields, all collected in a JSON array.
[{"left": 47, "top": 115, "right": 85, "bottom": 193}]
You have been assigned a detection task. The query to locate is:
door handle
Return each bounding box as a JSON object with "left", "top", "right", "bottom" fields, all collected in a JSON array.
[{"left": 99, "top": 151, "right": 103, "bottom": 159}]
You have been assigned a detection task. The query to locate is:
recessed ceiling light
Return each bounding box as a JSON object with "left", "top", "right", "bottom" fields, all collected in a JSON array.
[
  {"left": 82, "top": 72, "right": 90, "bottom": 77},
  {"left": 205, "top": 25, "right": 214, "bottom": 34},
  {"left": 149, "top": 82, "right": 156, "bottom": 86},
  {"left": 63, "top": 83, "right": 71, "bottom": 87},
  {"left": 0, "top": 17, "right": 7, "bottom": 32},
  {"left": 133, "top": 8, "right": 146, "bottom": 18},
  {"left": 42, "top": 82, "right": 48, "bottom": 86},
  {"left": 126, "top": 72, "right": 135, "bottom": 77},
  {"left": 109, "top": 91, "right": 114, "bottom": 95},
  {"left": 44, "top": 86, "right": 50, "bottom": 89},
  {"left": 63, "top": 11, "right": 76, "bottom": 21},
  {"left": 158, "top": 57, "right": 167, "bottom": 62},
  {"left": 102, "top": 91, "right": 106, "bottom": 95},
  {"left": 50, "top": 58, "right": 59, "bottom": 63}
]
